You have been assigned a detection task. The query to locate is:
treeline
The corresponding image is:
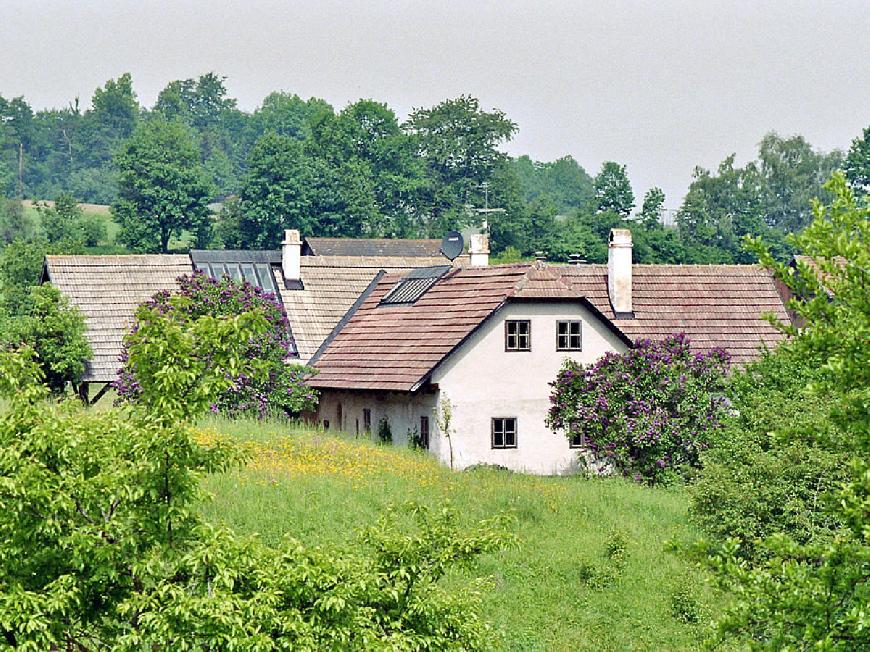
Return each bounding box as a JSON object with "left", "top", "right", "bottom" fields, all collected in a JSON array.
[{"left": 1, "top": 72, "right": 867, "bottom": 261}]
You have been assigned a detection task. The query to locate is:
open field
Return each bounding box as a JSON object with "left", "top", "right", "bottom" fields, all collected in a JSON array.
[
  {"left": 21, "top": 200, "right": 198, "bottom": 251},
  {"left": 22, "top": 200, "right": 120, "bottom": 245},
  {"left": 199, "top": 416, "right": 716, "bottom": 651}
]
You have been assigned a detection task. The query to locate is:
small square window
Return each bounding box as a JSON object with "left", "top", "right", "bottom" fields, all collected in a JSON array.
[
  {"left": 557, "top": 321, "right": 583, "bottom": 351},
  {"left": 505, "top": 320, "right": 531, "bottom": 351},
  {"left": 492, "top": 418, "right": 517, "bottom": 449},
  {"left": 569, "top": 430, "right": 587, "bottom": 448}
]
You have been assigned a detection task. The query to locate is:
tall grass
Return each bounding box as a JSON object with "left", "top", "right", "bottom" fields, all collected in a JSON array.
[{"left": 200, "top": 415, "right": 715, "bottom": 651}]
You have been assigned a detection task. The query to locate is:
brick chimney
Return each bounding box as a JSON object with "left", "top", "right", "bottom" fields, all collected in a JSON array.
[
  {"left": 469, "top": 233, "right": 489, "bottom": 266},
  {"left": 282, "top": 229, "right": 302, "bottom": 287},
  {"left": 607, "top": 228, "right": 633, "bottom": 316}
]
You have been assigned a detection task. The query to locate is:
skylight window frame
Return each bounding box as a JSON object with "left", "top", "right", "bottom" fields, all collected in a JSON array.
[{"left": 378, "top": 265, "right": 452, "bottom": 306}]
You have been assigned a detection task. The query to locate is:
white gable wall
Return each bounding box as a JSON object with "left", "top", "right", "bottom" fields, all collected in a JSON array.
[
  {"left": 314, "top": 300, "right": 628, "bottom": 475},
  {"left": 429, "top": 301, "right": 628, "bottom": 474}
]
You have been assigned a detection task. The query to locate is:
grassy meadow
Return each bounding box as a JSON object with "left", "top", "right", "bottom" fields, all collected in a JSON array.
[
  {"left": 198, "top": 416, "right": 717, "bottom": 651},
  {"left": 22, "top": 200, "right": 202, "bottom": 251}
]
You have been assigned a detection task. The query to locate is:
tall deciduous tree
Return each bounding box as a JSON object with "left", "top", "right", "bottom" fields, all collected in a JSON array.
[
  {"left": 404, "top": 95, "right": 517, "bottom": 234},
  {"left": 638, "top": 187, "right": 665, "bottom": 227},
  {"left": 594, "top": 161, "right": 634, "bottom": 217},
  {"left": 239, "top": 132, "right": 315, "bottom": 247},
  {"left": 844, "top": 125, "right": 870, "bottom": 196},
  {"left": 112, "top": 119, "right": 213, "bottom": 252},
  {"left": 758, "top": 131, "right": 843, "bottom": 232}
]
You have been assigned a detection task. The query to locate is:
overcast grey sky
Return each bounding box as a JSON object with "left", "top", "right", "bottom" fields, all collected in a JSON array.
[{"left": 2, "top": 0, "right": 868, "bottom": 208}]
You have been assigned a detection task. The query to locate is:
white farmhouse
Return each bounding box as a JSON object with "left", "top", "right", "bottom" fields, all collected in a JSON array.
[{"left": 309, "top": 229, "right": 792, "bottom": 474}]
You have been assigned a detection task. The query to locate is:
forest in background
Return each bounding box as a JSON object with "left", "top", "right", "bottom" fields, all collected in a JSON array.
[{"left": 1, "top": 72, "right": 867, "bottom": 262}]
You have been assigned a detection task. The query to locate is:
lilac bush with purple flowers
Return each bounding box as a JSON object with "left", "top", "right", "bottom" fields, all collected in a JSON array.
[
  {"left": 116, "top": 271, "right": 318, "bottom": 418},
  {"left": 547, "top": 333, "right": 730, "bottom": 484}
]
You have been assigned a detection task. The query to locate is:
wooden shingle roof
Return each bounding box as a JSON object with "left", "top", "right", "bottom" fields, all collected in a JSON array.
[
  {"left": 276, "top": 255, "right": 455, "bottom": 362},
  {"left": 43, "top": 255, "right": 192, "bottom": 382},
  {"left": 310, "top": 262, "right": 791, "bottom": 392},
  {"left": 557, "top": 264, "right": 790, "bottom": 363}
]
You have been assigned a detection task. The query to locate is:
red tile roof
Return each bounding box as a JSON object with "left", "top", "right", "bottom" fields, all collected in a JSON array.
[{"left": 310, "top": 262, "right": 790, "bottom": 392}]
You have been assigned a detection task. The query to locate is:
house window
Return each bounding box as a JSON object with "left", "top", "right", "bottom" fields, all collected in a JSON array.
[
  {"left": 419, "top": 416, "right": 430, "bottom": 449},
  {"left": 363, "top": 408, "right": 372, "bottom": 433},
  {"left": 557, "top": 320, "right": 583, "bottom": 351},
  {"left": 491, "top": 418, "right": 517, "bottom": 449},
  {"left": 569, "top": 429, "right": 587, "bottom": 448},
  {"left": 505, "top": 320, "right": 531, "bottom": 351}
]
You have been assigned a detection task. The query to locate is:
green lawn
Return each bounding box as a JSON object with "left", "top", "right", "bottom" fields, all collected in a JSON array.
[{"left": 199, "top": 416, "right": 716, "bottom": 651}]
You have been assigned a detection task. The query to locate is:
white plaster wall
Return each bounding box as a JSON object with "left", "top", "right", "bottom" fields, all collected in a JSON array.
[
  {"left": 314, "top": 301, "right": 628, "bottom": 475},
  {"left": 430, "top": 301, "right": 628, "bottom": 474},
  {"left": 315, "top": 389, "right": 438, "bottom": 448}
]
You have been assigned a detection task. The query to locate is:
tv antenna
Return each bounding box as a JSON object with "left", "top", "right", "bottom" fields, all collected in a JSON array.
[{"left": 473, "top": 181, "right": 505, "bottom": 235}]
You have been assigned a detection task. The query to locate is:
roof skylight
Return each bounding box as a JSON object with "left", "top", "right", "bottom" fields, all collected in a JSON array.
[
  {"left": 190, "top": 250, "right": 280, "bottom": 296},
  {"left": 380, "top": 265, "right": 451, "bottom": 305}
]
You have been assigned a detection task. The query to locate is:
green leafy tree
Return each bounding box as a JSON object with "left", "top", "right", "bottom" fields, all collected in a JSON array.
[
  {"left": 0, "top": 197, "right": 33, "bottom": 244},
  {"left": 78, "top": 213, "right": 108, "bottom": 247},
  {"left": 758, "top": 131, "right": 843, "bottom": 233},
  {"left": 404, "top": 95, "right": 517, "bottom": 234},
  {"left": 0, "top": 302, "right": 510, "bottom": 648},
  {"left": 239, "top": 132, "right": 315, "bottom": 247},
  {"left": 113, "top": 118, "right": 214, "bottom": 252},
  {"left": 0, "top": 237, "right": 50, "bottom": 315},
  {"left": 511, "top": 154, "right": 595, "bottom": 215},
  {"left": 594, "top": 161, "right": 634, "bottom": 217},
  {"left": 250, "top": 91, "right": 332, "bottom": 141},
  {"left": 708, "top": 174, "right": 869, "bottom": 650},
  {"left": 690, "top": 345, "right": 848, "bottom": 556},
  {"left": 677, "top": 156, "right": 768, "bottom": 263},
  {"left": 0, "top": 284, "right": 91, "bottom": 393},
  {"left": 638, "top": 186, "right": 665, "bottom": 227},
  {"left": 844, "top": 125, "right": 870, "bottom": 196},
  {"left": 34, "top": 193, "right": 84, "bottom": 244}
]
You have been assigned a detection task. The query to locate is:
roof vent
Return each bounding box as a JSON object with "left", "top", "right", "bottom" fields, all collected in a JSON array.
[{"left": 380, "top": 265, "right": 451, "bottom": 305}]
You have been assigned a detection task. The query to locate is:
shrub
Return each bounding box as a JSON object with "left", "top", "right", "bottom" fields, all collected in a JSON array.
[
  {"left": 116, "top": 271, "right": 318, "bottom": 418},
  {"left": 35, "top": 193, "right": 84, "bottom": 245},
  {"left": 79, "top": 212, "right": 108, "bottom": 247},
  {"left": 0, "top": 284, "right": 91, "bottom": 393},
  {"left": 707, "top": 174, "right": 869, "bottom": 650},
  {"left": 547, "top": 333, "right": 730, "bottom": 483},
  {"left": 0, "top": 326, "right": 510, "bottom": 649},
  {"left": 0, "top": 238, "right": 51, "bottom": 316},
  {"left": 690, "top": 346, "right": 848, "bottom": 556},
  {"left": 377, "top": 416, "right": 393, "bottom": 444}
]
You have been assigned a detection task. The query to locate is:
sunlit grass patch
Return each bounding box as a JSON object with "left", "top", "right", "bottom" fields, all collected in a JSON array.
[{"left": 199, "top": 415, "right": 716, "bottom": 651}]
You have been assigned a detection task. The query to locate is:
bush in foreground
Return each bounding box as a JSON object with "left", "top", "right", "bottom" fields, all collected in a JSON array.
[
  {"left": 0, "top": 303, "right": 510, "bottom": 649},
  {"left": 705, "top": 174, "right": 869, "bottom": 650},
  {"left": 547, "top": 333, "right": 730, "bottom": 484}
]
